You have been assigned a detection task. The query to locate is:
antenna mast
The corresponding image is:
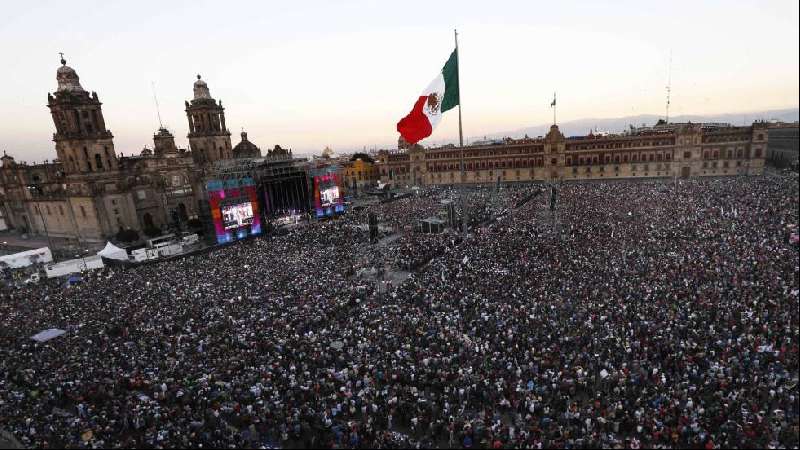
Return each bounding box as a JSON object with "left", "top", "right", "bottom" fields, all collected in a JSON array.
[
  {"left": 151, "top": 81, "right": 164, "bottom": 128},
  {"left": 666, "top": 51, "right": 672, "bottom": 124}
]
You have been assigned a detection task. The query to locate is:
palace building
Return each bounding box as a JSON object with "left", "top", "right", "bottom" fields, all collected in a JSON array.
[{"left": 377, "top": 121, "right": 768, "bottom": 185}]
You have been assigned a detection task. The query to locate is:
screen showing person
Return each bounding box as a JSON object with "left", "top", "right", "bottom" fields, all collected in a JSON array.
[
  {"left": 320, "top": 186, "right": 340, "bottom": 207},
  {"left": 222, "top": 202, "right": 254, "bottom": 230}
]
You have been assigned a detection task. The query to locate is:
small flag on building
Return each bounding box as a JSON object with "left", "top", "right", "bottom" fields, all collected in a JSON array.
[
  {"left": 397, "top": 49, "right": 460, "bottom": 145},
  {"left": 551, "top": 92, "right": 556, "bottom": 107}
]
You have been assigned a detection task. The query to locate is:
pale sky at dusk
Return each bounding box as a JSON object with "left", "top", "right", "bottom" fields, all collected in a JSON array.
[{"left": 1, "top": 0, "right": 797, "bottom": 163}]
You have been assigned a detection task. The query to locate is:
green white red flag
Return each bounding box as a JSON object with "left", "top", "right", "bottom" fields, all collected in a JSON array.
[{"left": 397, "top": 49, "right": 460, "bottom": 145}]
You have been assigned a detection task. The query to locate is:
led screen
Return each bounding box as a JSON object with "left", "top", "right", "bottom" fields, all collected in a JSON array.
[
  {"left": 320, "top": 186, "right": 341, "bottom": 207},
  {"left": 222, "top": 202, "right": 254, "bottom": 230}
]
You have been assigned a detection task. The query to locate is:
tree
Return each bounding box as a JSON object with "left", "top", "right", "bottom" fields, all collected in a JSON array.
[
  {"left": 116, "top": 228, "right": 140, "bottom": 243},
  {"left": 143, "top": 225, "right": 162, "bottom": 238},
  {"left": 350, "top": 153, "right": 375, "bottom": 164}
]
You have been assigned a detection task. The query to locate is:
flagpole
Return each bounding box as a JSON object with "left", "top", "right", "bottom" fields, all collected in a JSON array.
[
  {"left": 455, "top": 28, "right": 467, "bottom": 240},
  {"left": 456, "top": 30, "right": 463, "bottom": 148}
]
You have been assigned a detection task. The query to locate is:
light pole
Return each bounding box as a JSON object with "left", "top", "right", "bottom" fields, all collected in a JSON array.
[
  {"left": 75, "top": 248, "right": 88, "bottom": 272},
  {"left": 34, "top": 203, "right": 56, "bottom": 251}
]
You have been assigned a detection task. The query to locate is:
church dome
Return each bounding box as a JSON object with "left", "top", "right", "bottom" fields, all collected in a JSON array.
[
  {"left": 193, "top": 74, "right": 212, "bottom": 100},
  {"left": 232, "top": 131, "right": 261, "bottom": 159},
  {"left": 56, "top": 56, "right": 85, "bottom": 92}
]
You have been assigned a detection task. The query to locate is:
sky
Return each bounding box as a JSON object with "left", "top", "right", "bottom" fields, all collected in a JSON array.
[{"left": 1, "top": 0, "right": 798, "bottom": 162}]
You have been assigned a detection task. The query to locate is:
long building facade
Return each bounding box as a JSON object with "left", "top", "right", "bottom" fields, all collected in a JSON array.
[{"left": 378, "top": 122, "right": 768, "bottom": 186}]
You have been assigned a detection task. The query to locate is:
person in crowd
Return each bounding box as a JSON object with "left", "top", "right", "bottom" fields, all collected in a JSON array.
[{"left": 1, "top": 173, "right": 797, "bottom": 449}]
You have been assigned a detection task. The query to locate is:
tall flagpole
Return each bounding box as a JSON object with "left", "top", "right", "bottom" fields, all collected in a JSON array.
[
  {"left": 456, "top": 30, "right": 464, "bottom": 148},
  {"left": 456, "top": 29, "right": 467, "bottom": 240}
]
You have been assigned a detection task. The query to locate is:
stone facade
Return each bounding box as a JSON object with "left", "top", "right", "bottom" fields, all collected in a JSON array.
[
  {"left": 232, "top": 131, "right": 262, "bottom": 159},
  {"left": 342, "top": 157, "right": 379, "bottom": 193},
  {"left": 378, "top": 122, "right": 768, "bottom": 186},
  {"left": 185, "top": 75, "right": 232, "bottom": 165},
  {"left": 0, "top": 60, "right": 245, "bottom": 246}
]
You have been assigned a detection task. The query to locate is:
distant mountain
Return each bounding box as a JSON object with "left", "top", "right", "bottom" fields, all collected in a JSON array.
[{"left": 473, "top": 107, "right": 799, "bottom": 141}]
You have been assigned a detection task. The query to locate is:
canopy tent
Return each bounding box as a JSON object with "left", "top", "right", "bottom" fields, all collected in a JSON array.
[
  {"left": 96, "top": 242, "right": 128, "bottom": 261},
  {"left": 45, "top": 255, "right": 104, "bottom": 278},
  {"left": 31, "top": 328, "right": 66, "bottom": 343},
  {"left": 419, "top": 217, "right": 446, "bottom": 234},
  {"left": 0, "top": 247, "right": 53, "bottom": 269}
]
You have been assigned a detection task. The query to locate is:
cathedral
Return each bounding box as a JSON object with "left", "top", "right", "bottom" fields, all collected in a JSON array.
[{"left": 0, "top": 57, "right": 263, "bottom": 246}]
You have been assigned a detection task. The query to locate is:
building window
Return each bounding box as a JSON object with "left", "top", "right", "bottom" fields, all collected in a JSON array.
[
  {"left": 684, "top": 151, "right": 691, "bottom": 159},
  {"left": 59, "top": 205, "right": 64, "bottom": 215},
  {"left": 80, "top": 206, "right": 87, "bottom": 218},
  {"left": 46, "top": 206, "right": 51, "bottom": 215}
]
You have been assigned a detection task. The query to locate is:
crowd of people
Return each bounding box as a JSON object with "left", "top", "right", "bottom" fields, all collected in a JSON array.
[{"left": 1, "top": 172, "right": 798, "bottom": 449}]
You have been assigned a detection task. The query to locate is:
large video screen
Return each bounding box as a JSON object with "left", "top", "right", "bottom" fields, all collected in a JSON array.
[
  {"left": 314, "top": 173, "right": 344, "bottom": 217},
  {"left": 206, "top": 178, "right": 262, "bottom": 244},
  {"left": 320, "top": 186, "right": 341, "bottom": 207},
  {"left": 222, "top": 202, "right": 254, "bottom": 230}
]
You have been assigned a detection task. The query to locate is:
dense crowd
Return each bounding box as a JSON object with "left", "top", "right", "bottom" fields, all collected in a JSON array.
[{"left": 1, "top": 173, "right": 798, "bottom": 449}]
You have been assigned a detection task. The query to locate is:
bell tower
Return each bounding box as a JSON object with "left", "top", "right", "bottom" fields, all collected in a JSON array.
[
  {"left": 47, "top": 55, "right": 118, "bottom": 175},
  {"left": 185, "top": 75, "right": 232, "bottom": 165}
]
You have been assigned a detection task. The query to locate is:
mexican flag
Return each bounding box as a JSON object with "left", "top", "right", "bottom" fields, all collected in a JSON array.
[{"left": 397, "top": 49, "right": 459, "bottom": 145}]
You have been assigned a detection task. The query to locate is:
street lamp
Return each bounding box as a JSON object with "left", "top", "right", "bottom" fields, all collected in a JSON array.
[{"left": 75, "top": 248, "right": 88, "bottom": 271}]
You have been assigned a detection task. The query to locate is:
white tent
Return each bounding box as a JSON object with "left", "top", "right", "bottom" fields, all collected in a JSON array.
[
  {"left": 31, "top": 328, "right": 66, "bottom": 343},
  {"left": 0, "top": 247, "right": 53, "bottom": 269},
  {"left": 96, "top": 242, "right": 128, "bottom": 261},
  {"left": 45, "top": 255, "right": 104, "bottom": 278}
]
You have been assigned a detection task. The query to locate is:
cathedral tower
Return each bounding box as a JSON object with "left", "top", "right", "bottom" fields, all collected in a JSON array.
[
  {"left": 153, "top": 127, "right": 179, "bottom": 157},
  {"left": 185, "top": 75, "right": 232, "bottom": 165},
  {"left": 47, "top": 55, "right": 118, "bottom": 175}
]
